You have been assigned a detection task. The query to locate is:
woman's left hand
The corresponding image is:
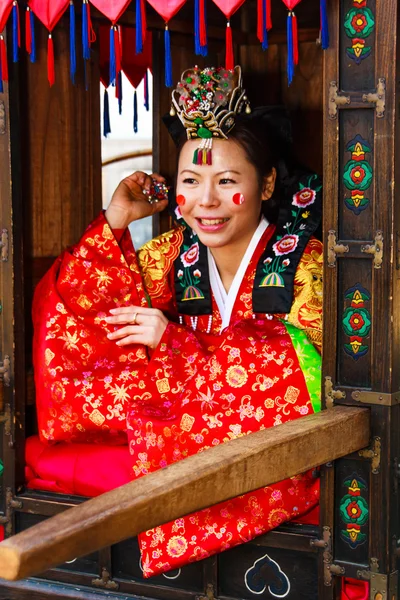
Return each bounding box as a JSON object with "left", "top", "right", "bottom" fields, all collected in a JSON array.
[{"left": 104, "top": 306, "right": 168, "bottom": 349}]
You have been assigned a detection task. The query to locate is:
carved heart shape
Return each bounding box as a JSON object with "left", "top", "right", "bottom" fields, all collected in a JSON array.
[
  {"left": 0, "top": 0, "right": 13, "bottom": 33},
  {"left": 211, "top": 0, "right": 246, "bottom": 18},
  {"left": 88, "top": 0, "right": 131, "bottom": 24},
  {"left": 28, "top": 0, "right": 70, "bottom": 31},
  {"left": 281, "top": 0, "right": 302, "bottom": 10},
  {"left": 146, "top": 0, "right": 186, "bottom": 22}
]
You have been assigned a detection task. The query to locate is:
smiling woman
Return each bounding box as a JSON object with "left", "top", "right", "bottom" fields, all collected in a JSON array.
[{"left": 32, "top": 65, "right": 323, "bottom": 579}]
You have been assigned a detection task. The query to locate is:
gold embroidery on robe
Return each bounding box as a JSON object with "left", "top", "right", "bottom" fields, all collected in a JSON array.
[
  {"left": 287, "top": 238, "right": 323, "bottom": 351},
  {"left": 138, "top": 228, "right": 184, "bottom": 300}
]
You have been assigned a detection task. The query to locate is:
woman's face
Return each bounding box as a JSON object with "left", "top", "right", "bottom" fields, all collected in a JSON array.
[{"left": 176, "top": 139, "right": 273, "bottom": 253}]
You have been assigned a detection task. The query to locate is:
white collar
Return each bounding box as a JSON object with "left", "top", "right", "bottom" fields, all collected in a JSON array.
[{"left": 208, "top": 216, "right": 269, "bottom": 330}]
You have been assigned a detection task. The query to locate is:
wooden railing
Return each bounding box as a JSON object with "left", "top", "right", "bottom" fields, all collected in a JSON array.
[{"left": 0, "top": 406, "right": 370, "bottom": 581}]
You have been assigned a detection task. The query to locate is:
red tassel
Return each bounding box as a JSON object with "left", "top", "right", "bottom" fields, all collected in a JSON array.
[
  {"left": 47, "top": 34, "right": 55, "bottom": 86},
  {"left": 115, "top": 26, "right": 121, "bottom": 75},
  {"left": 87, "top": 1, "right": 96, "bottom": 44},
  {"left": 267, "top": 0, "right": 272, "bottom": 30},
  {"left": 14, "top": 1, "right": 21, "bottom": 48},
  {"left": 257, "top": 0, "right": 262, "bottom": 43},
  {"left": 292, "top": 13, "right": 298, "bottom": 65},
  {"left": 25, "top": 7, "right": 32, "bottom": 54},
  {"left": 199, "top": 0, "right": 206, "bottom": 46},
  {"left": 225, "top": 21, "right": 234, "bottom": 71},
  {"left": 141, "top": 0, "right": 147, "bottom": 43},
  {"left": 0, "top": 37, "right": 8, "bottom": 81}
]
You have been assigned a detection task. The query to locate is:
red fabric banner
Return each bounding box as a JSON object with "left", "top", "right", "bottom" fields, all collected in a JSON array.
[
  {"left": 88, "top": 0, "right": 131, "bottom": 25},
  {"left": 146, "top": 0, "right": 186, "bottom": 22},
  {"left": 0, "top": 0, "right": 13, "bottom": 33},
  {"left": 28, "top": 0, "right": 69, "bottom": 31}
]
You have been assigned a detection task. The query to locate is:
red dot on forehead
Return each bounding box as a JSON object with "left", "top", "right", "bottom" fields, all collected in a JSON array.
[{"left": 176, "top": 195, "right": 186, "bottom": 206}]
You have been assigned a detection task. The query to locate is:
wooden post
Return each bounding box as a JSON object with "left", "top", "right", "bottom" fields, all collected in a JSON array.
[{"left": 321, "top": 1, "right": 400, "bottom": 597}]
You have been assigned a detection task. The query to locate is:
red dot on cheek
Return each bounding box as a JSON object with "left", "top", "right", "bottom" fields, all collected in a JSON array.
[
  {"left": 232, "top": 193, "right": 245, "bottom": 205},
  {"left": 176, "top": 194, "right": 186, "bottom": 206}
]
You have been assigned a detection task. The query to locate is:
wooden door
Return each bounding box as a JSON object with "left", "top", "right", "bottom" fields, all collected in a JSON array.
[
  {"left": 320, "top": 1, "right": 400, "bottom": 598},
  {"left": 0, "top": 31, "right": 23, "bottom": 537}
]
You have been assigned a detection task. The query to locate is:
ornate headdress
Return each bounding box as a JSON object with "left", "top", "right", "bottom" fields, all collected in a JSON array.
[{"left": 169, "top": 65, "right": 251, "bottom": 165}]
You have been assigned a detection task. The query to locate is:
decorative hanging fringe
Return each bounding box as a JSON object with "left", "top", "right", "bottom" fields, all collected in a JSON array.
[
  {"left": 115, "top": 26, "right": 122, "bottom": 79},
  {"left": 12, "top": 1, "right": 20, "bottom": 63},
  {"left": 194, "top": 0, "right": 207, "bottom": 56},
  {"left": 117, "top": 70, "right": 122, "bottom": 114},
  {"left": 0, "top": 35, "right": 9, "bottom": 85},
  {"left": 26, "top": 7, "right": 32, "bottom": 55},
  {"left": 193, "top": 138, "right": 213, "bottom": 166},
  {"left": 109, "top": 26, "right": 116, "bottom": 85},
  {"left": 135, "top": 0, "right": 147, "bottom": 54},
  {"left": 133, "top": 89, "right": 138, "bottom": 133},
  {"left": 267, "top": 0, "right": 272, "bottom": 30},
  {"left": 69, "top": 1, "right": 76, "bottom": 84},
  {"left": 286, "top": 11, "right": 298, "bottom": 85},
  {"left": 164, "top": 24, "right": 173, "bottom": 87},
  {"left": 292, "top": 12, "right": 298, "bottom": 65},
  {"left": 47, "top": 33, "right": 55, "bottom": 86},
  {"left": 225, "top": 21, "right": 234, "bottom": 71},
  {"left": 199, "top": 0, "right": 207, "bottom": 47},
  {"left": 103, "top": 88, "right": 111, "bottom": 137},
  {"left": 29, "top": 8, "right": 36, "bottom": 62},
  {"left": 320, "top": 0, "right": 329, "bottom": 49},
  {"left": 286, "top": 12, "right": 294, "bottom": 85},
  {"left": 257, "top": 0, "right": 272, "bottom": 48},
  {"left": 0, "top": 36, "right": 6, "bottom": 93},
  {"left": 144, "top": 68, "right": 149, "bottom": 110},
  {"left": 82, "top": 0, "right": 91, "bottom": 60}
]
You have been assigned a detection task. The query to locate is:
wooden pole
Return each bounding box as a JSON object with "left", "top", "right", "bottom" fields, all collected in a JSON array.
[{"left": 0, "top": 406, "right": 369, "bottom": 581}]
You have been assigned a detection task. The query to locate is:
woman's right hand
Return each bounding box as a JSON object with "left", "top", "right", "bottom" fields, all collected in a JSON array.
[{"left": 105, "top": 171, "right": 168, "bottom": 229}]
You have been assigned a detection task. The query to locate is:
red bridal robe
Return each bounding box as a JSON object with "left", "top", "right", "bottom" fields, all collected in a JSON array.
[{"left": 32, "top": 212, "right": 323, "bottom": 577}]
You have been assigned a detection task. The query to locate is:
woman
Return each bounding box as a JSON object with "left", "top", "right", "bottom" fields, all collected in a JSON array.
[{"left": 32, "top": 66, "right": 322, "bottom": 577}]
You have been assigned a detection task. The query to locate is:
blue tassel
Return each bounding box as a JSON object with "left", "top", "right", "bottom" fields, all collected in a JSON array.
[
  {"left": 0, "top": 55, "right": 3, "bottom": 93},
  {"left": 136, "top": 0, "right": 143, "bottom": 54},
  {"left": 194, "top": 0, "right": 200, "bottom": 55},
  {"left": 144, "top": 69, "right": 149, "bottom": 111},
  {"left": 12, "top": 3, "right": 19, "bottom": 63},
  {"left": 262, "top": 0, "right": 268, "bottom": 50},
  {"left": 164, "top": 25, "right": 173, "bottom": 87},
  {"left": 109, "top": 26, "right": 116, "bottom": 86},
  {"left": 194, "top": 0, "right": 207, "bottom": 56},
  {"left": 118, "top": 71, "right": 122, "bottom": 115},
  {"left": 134, "top": 89, "right": 138, "bottom": 133},
  {"left": 30, "top": 10, "right": 36, "bottom": 63},
  {"left": 320, "top": 0, "right": 329, "bottom": 50},
  {"left": 82, "top": 1, "right": 90, "bottom": 60},
  {"left": 70, "top": 2, "right": 76, "bottom": 83},
  {"left": 103, "top": 88, "right": 111, "bottom": 137},
  {"left": 286, "top": 13, "right": 294, "bottom": 86}
]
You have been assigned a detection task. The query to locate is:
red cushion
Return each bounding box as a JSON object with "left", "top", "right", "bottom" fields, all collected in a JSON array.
[
  {"left": 25, "top": 436, "right": 133, "bottom": 497},
  {"left": 25, "top": 435, "right": 320, "bottom": 525}
]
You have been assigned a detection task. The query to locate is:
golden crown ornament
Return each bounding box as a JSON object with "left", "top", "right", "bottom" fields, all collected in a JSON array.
[{"left": 170, "top": 65, "right": 250, "bottom": 165}]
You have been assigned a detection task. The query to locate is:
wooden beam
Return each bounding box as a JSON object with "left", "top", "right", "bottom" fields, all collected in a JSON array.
[{"left": 0, "top": 406, "right": 369, "bottom": 581}]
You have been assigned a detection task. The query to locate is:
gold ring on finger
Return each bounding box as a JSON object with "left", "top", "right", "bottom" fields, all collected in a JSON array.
[{"left": 132, "top": 312, "right": 138, "bottom": 325}]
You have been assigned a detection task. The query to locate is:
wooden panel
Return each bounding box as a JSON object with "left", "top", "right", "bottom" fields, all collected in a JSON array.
[
  {"left": 21, "top": 19, "right": 102, "bottom": 259},
  {"left": 218, "top": 544, "right": 318, "bottom": 599},
  {"left": 0, "top": 406, "right": 369, "bottom": 581},
  {"left": 322, "top": 0, "right": 400, "bottom": 592}
]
